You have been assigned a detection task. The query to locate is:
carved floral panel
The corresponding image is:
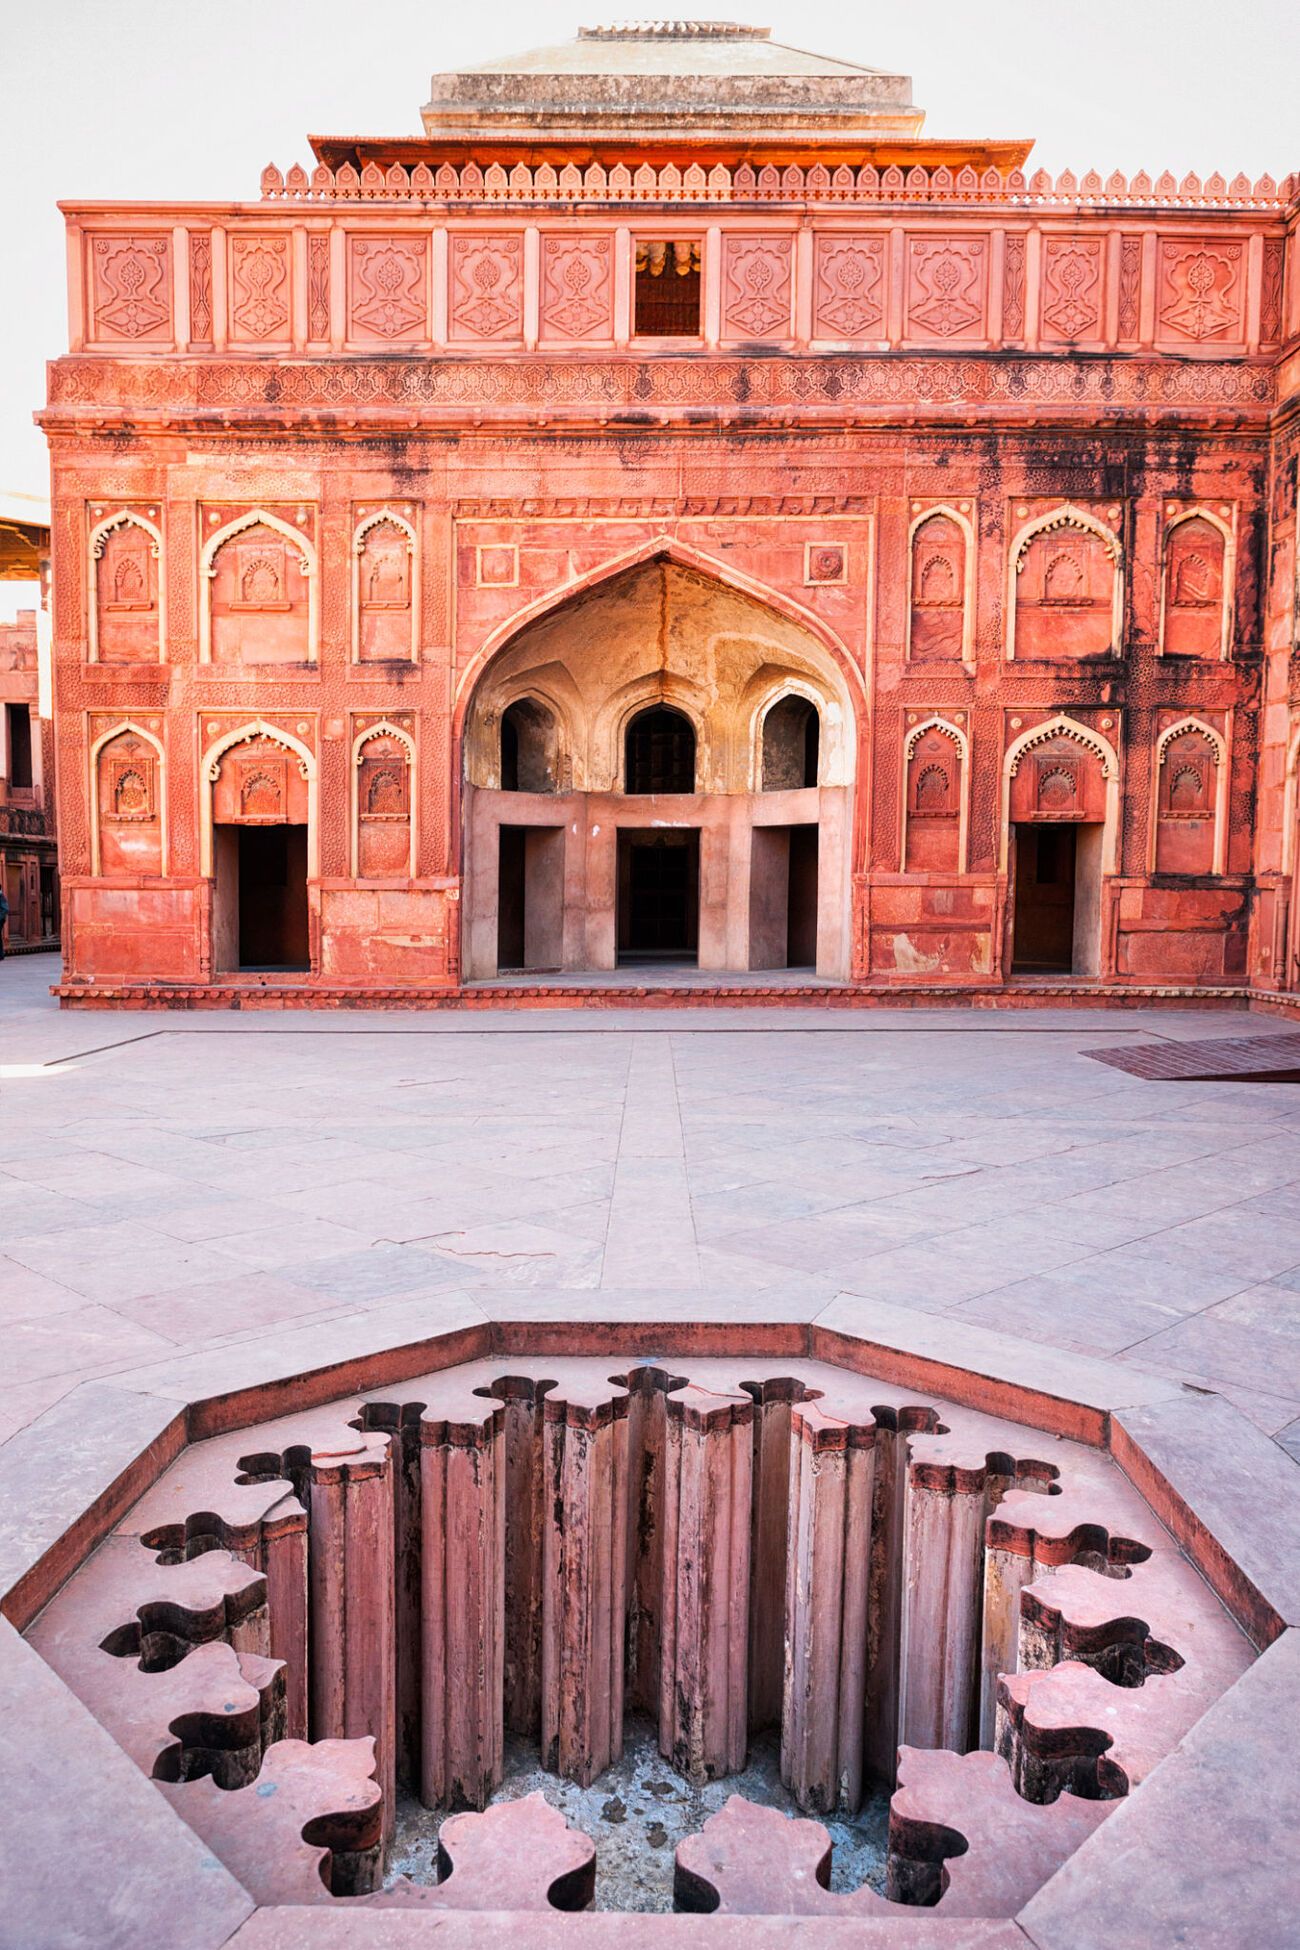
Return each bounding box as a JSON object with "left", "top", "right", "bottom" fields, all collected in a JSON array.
[
  {"left": 1014, "top": 519, "right": 1119, "bottom": 659},
  {"left": 89, "top": 235, "right": 172, "bottom": 344},
  {"left": 909, "top": 514, "right": 966, "bottom": 661},
  {"left": 1040, "top": 237, "right": 1104, "bottom": 343},
  {"left": 96, "top": 731, "right": 162, "bottom": 875},
  {"left": 905, "top": 236, "right": 988, "bottom": 343},
  {"left": 905, "top": 727, "right": 962, "bottom": 872},
  {"left": 722, "top": 237, "right": 794, "bottom": 340},
  {"left": 208, "top": 521, "right": 311, "bottom": 665},
  {"left": 540, "top": 237, "right": 614, "bottom": 341},
  {"left": 812, "top": 236, "right": 886, "bottom": 339},
  {"left": 357, "top": 731, "right": 413, "bottom": 879},
  {"left": 1156, "top": 728, "right": 1219, "bottom": 874},
  {"left": 1163, "top": 517, "right": 1227, "bottom": 657},
  {"left": 449, "top": 235, "right": 524, "bottom": 342},
  {"left": 94, "top": 516, "right": 160, "bottom": 664},
  {"left": 357, "top": 518, "right": 414, "bottom": 661},
  {"left": 348, "top": 237, "right": 428, "bottom": 343},
  {"left": 211, "top": 736, "right": 309, "bottom": 825},
  {"left": 229, "top": 235, "right": 291, "bottom": 343},
  {"left": 1157, "top": 241, "right": 1244, "bottom": 343}
]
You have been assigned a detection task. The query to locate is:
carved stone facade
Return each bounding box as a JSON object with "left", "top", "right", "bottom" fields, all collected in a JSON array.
[
  {"left": 37, "top": 24, "right": 1300, "bottom": 1003},
  {"left": 0, "top": 612, "right": 58, "bottom": 947}
]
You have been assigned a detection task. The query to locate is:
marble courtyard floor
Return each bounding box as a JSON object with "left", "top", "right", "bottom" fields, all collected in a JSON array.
[{"left": 2, "top": 953, "right": 1299, "bottom": 1462}]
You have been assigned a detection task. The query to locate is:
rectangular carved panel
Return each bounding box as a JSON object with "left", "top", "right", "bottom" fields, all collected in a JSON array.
[
  {"left": 1156, "top": 240, "right": 1244, "bottom": 344},
  {"left": 228, "top": 235, "right": 291, "bottom": 344},
  {"left": 348, "top": 236, "right": 428, "bottom": 343},
  {"left": 905, "top": 235, "right": 989, "bottom": 344},
  {"left": 89, "top": 235, "right": 172, "bottom": 345},
  {"left": 540, "top": 236, "right": 614, "bottom": 342},
  {"left": 722, "top": 236, "right": 794, "bottom": 341},
  {"left": 449, "top": 235, "right": 524, "bottom": 342},
  {"left": 812, "top": 235, "right": 886, "bottom": 340},
  {"left": 1040, "top": 237, "right": 1104, "bottom": 344}
]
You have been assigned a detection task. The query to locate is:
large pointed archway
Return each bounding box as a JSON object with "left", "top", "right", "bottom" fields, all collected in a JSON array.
[{"left": 460, "top": 552, "right": 860, "bottom": 981}]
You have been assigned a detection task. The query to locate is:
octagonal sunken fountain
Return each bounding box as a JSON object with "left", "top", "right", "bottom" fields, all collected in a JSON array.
[{"left": 2, "top": 1298, "right": 1296, "bottom": 1949}]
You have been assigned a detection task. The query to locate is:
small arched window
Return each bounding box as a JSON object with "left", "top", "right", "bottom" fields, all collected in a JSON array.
[
  {"left": 762, "top": 696, "right": 820, "bottom": 791},
  {"left": 625, "top": 706, "right": 695, "bottom": 795},
  {"left": 500, "top": 699, "right": 558, "bottom": 793}
]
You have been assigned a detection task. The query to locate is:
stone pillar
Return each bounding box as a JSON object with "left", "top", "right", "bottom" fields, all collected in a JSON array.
[
  {"left": 420, "top": 1397, "right": 505, "bottom": 1810},
  {"left": 306, "top": 1433, "right": 397, "bottom": 1838},
  {"left": 862, "top": 1407, "right": 942, "bottom": 1788},
  {"left": 541, "top": 1389, "right": 628, "bottom": 1785},
  {"left": 782, "top": 1404, "right": 875, "bottom": 1815},
  {"left": 898, "top": 1450, "right": 986, "bottom": 1755},
  {"left": 659, "top": 1386, "right": 753, "bottom": 1783}
]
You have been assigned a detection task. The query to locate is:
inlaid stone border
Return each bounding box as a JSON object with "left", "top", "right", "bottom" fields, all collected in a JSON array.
[{"left": 1, "top": 1292, "right": 1296, "bottom": 1949}]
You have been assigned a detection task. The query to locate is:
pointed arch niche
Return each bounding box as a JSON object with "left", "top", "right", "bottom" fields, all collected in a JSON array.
[
  {"left": 88, "top": 511, "right": 164, "bottom": 664},
  {"left": 1152, "top": 717, "right": 1228, "bottom": 875},
  {"left": 902, "top": 717, "right": 969, "bottom": 872},
  {"left": 906, "top": 505, "right": 975, "bottom": 667},
  {"left": 352, "top": 720, "right": 416, "bottom": 879},
  {"left": 1159, "top": 508, "right": 1234, "bottom": 660},
  {"left": 200, "top": 509, "right": 317, "bottom": 666},
  {"left": 90, "top": 720, "right": 166, "bottom": 875},
  {"left": 1007, "top": 505, "right": 1123, "bottom": 661},
  {"left": 352, "top": 509, "right": 419, "bottom": 663}
]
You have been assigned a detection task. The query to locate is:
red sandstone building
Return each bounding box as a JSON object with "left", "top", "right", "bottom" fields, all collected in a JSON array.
[
  {"left": 0, "top": 498, "right": 58, "bottom": 951},
  {"left": 38, "top": 23, "right": 1300, "bottom": 1004}
]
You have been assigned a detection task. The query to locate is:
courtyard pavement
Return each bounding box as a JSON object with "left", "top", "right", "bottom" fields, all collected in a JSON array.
[{"left": 2, "top": 953, "right": 1299, "bottom": 1461}]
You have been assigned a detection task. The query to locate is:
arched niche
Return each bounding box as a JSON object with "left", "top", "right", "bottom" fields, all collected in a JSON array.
[
  {"left": 353, "top": 510, "right": 418, "bottom": 664},
  {"left": 761, "top": 694, "right": 820, "bottom": 790},
  {"left": 902, "top": 719, "right": 968, "bottom": 873},
  {"left": 500, "top": 697, "right": 562, "bottom": 793},
  {"left": 352, "top": 722, "right": 415, "bottom": 879},
  {"left": 91, "top": 722, "right": 165, "bottom": 875},
  {"left": 89, "top": 512, "right": 163, "bottom": 665},
  {"left": 907, "top": 506, "right": 974, "bottom": 665},
  {"left": 200, "top": 510, "right": 317, "bottom": 666},
  {"left": 1161, "top": 510, "right": 1232, "bottom": 660},
  {"left": 625, "top": 705, "right": 696, "bottom": 794},
  {"left": 1008, "top": 506, "right": 1123, "bottom": 661},
  {"left": 199, "top": 721, "right": 316, "bottom": 878},
  {"left": 1152, "top": 718, "right": 1227, "bottom": 875}
]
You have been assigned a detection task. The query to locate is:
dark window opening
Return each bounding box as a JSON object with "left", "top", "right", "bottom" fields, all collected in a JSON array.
[
  {"left": 634, "top": 240, "right": 702, "bottom": 338},
  {"left": 499, "top": 698, "right": 558, "bottom": 793},
  {"left": 762, "top": 696, "right": 820, "bottom": 791},
  {"left": 625, "top": 706, "right": 696, "bottom": 795},
  {"left": 6, "top": 704, "right": 33, "bottom": 790}
]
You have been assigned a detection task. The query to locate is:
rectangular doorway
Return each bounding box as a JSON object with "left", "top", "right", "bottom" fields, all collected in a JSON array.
[
  {"left": 215, "top": 824, "right": 309, "bottom": 972},
  {"left": 497, "top": 825, "right": 564, "bottom": 973},
  {"left": 617, "top": 829, "right": 699, "bottom": 964},
  {"left": 749, "top": 824, "right": 820, "bottom": 969},
  {"left": 1011, "top": 825, "right": 1078, "bottom": 973}
]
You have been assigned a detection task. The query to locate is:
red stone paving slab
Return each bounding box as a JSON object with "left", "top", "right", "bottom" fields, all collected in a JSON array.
[
  {"left": 889, "top": 1747, "right": 1111, "bottom": 1914},
  {"left": 1018, "top": 1628, "right": 1300, "bottom": 1950},
  {"left": 0, "top": 1380, "right": 186, "bottom": 1630},
  {"left": 162, "top": 1737, "right": 384, "bottom": 1904},
  {"left": 1086, "top": 1031, "right": 1300, "bottom": 1081},
  {"left": 364, "top": 1793, "right": 596, "bottom": 1911},
  {"left": 0, "top": 1618, "right": 256, "bottom": 1950},
  {"left": 1110, "top": 1392, "right": 1300, "bottom": 1645}
]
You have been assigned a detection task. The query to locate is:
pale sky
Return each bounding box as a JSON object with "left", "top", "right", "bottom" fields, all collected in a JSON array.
[{"left": 2, "top": 0, "right": 1296, "bottom": 614}]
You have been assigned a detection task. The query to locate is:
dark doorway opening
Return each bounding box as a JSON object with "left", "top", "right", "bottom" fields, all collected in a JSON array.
[
  {"left": 1012, "top": 825, "right": 1077, "bottom": 973},
  {"left": 215, "top": 824, "right": 309, "bottom": 972},
  {"left": 617, "top": 830, "right": 699, "bottom": 963},
  {"left": 787, "top": 825, "right": 820, "bottom": 967},
  {"left": 497, "top": 825, "right": 565, "bottom": 974},
  {"left": 625, "top": 707, "right": 696, "bottom": 795}
]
